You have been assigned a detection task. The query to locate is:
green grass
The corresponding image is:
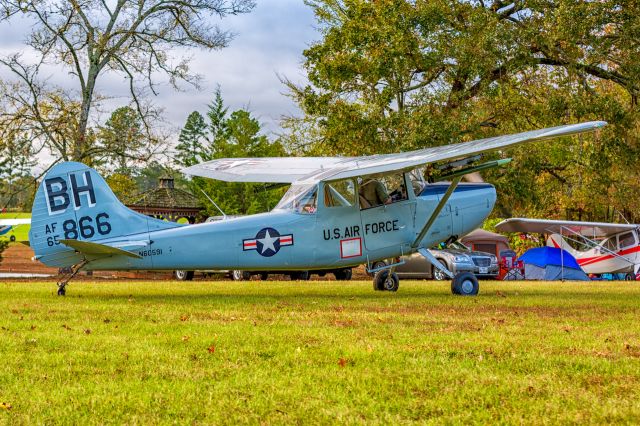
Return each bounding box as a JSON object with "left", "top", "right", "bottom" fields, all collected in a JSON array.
[
  {"left": 1, "top": 279, "right": 639, "bottom": 424},
  {"left": 0, "top": 212, "right": 30, "bottom": 242}
]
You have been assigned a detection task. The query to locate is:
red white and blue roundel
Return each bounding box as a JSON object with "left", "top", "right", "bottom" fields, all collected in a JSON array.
[{"left": 243, "top": 227, "right": 294, "bottom": 257}]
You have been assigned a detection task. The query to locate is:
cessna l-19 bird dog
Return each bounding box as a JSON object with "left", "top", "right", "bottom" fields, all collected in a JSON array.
[
  {"left": 496, "top": 218, "right": 640, "bottom": 278},
  {"left": 29, "top": 121, "right": 606, "bottom": 295}
]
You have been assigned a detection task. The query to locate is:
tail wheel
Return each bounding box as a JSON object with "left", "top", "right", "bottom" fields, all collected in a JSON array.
[
  {"left": 373, "top": 270, "right": 399, "bottom": 292},
  {"left": 451, "top": 272, "right": 479, "bottom": 296},
  {"left": 9, "top": 235, "right": 16, "bottom": 242},
  {"left": 432, "top": 259, "right": 449, "bottom": 281},
  {"left": 174, "top": 270, "right": 194, "bottom": 281}
]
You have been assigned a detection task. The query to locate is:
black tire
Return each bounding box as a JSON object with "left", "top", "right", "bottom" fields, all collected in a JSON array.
[
  {"left": 174, "top": 270, "right": 194, "bottom": 281},
  {"left": 432, "top": 259, "right": 449, "bottom": 281},
  {"left": 57, "top": 286, "right": 66, "bottom": 296},
  {"left": 232, "top": 270, "right": 251, "bottom": 281},
  {"left": 624, "top": 273, "right": 634, "bottom": 281},
  {"left": 260, "top": 273, "right": 269, "bottom": 281},
  {"left": 290, "top": 271, "right": 310, "bottom": 281},
  {"left": 9, "top": 235, "right": 16, "bottom": 242},
  {"left": 334, "top": 268, "right": 352, "bottom": 281},
  {"left": 373, "top": 270, "right": 399, "bottom": 292},
  {"left": 367, "top": 261, "right": 387, "bottom": 277},
  {"left": 451, "top": 272, "right": 479, "bottom": 296}
]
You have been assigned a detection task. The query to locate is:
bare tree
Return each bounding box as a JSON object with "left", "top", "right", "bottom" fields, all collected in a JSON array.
[{"left": 0, "top": 0, "right": 255, "bottom": 162}]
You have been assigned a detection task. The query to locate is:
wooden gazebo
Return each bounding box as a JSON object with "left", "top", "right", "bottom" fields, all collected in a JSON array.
[{"left": 126, "top": 177, "right": 204, "bottom": 223}]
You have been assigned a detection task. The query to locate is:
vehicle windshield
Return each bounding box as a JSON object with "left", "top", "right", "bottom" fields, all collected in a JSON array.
[
  {"left": 433, "top": 240, "right": 470, "bottom": 251},
  {"left": 449, "top": 241, "right": 470, "bottom": 251},
  {"left": 274, "top": 184, "right": 318, "bottom": 214}
]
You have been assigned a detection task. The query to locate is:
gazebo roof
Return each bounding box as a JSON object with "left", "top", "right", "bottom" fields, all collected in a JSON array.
[{"left": 127, "top": 177, "right": 204, "bottom": 211}]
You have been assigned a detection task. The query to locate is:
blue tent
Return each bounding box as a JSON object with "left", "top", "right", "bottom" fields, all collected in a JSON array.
[{"left": 518, "top": 247, "right": 588, "bottom": 281}]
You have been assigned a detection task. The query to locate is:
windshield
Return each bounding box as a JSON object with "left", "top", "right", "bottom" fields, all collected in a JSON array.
[
  {"left": 434, "top": 240, "right": 470, "bottom": 251},
  {"left": 274, "top": 184, "right": 317, "bottom": 214}
]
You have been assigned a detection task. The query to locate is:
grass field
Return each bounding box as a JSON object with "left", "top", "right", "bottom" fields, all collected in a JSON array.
[
  {"left": 1, "top": 279, "right": 639, "bottom": 424},
  {"left": 0, "top": 212, "right": 30, "bottom": 242}
]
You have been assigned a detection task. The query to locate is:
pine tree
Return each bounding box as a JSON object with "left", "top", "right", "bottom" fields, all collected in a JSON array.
[{"left": 176, "top": 111, "right": 208, "bottom": 167}]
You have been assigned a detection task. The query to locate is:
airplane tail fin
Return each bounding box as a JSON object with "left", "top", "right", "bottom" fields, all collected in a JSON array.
[
  {"left": 29, "top": 162, "right": 181, "bottom": 267},
  {"left": 546, "top": 233, "right": 580, "bottom": 257}
]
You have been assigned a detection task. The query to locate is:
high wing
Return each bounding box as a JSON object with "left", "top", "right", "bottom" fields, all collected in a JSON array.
[
  {"left": 183, "top": 121, "right": 606, "bottom": 183},
  {"left": 0, "top": 218, "right": 31, "bottom": 226},
  {"left": 495, "top": 218, "right": 638, "bottom": 238}
]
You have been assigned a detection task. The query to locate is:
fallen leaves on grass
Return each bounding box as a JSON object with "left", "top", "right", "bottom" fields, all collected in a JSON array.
[
  {"left": 0, "top": 402, "right": 11, "bottom": 411},
  {"left": 182, "top": 335, "right": 190, "bottom": 342},
  {"left": 207, "top": 345, "right": 216, "bottom": 353},
  {"left": 180, "top": 314, "right": 190, "bottom": 322},
  {"left": 62, "top": 324, "right": 71, "bottom": 331},
  {"left": 84, "top": 329, "right": 91, "bottom": 335},
  {"left": 623, "top": 343, "right": 640, "bottom": 357},
  {"left": 495, "top": 291, "right": 506, "bottom": 298},
  {"left": 30, "top": 325, "right": 36, "bottom": 331},
  {"left": 338, "top": 358, "right": 348, "bottom": 367},
  {"left": 103, "top": 319, "right": 111, "bottom": 324}
]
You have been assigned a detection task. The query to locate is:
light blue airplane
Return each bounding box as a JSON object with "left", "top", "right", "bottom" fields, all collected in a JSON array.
[{"left": 29, "top": 121, "right": 606, "bottom": 296}]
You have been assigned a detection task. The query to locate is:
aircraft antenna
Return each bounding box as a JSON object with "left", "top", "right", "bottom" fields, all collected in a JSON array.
[{"left": 199, "top": 189, "right": 227, "bottom": 220}]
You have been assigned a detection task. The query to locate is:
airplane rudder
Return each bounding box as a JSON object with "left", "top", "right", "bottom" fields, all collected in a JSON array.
[{"left": 29, "top": 162, "right": 134, "bottom": 254}]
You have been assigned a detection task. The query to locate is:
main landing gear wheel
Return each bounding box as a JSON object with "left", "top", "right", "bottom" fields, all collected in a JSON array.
[
  {"left": 57, "top": 286, "right": 66, "bottom": 296},
  {"left": 260, "top": 273, "right": 269, "bottom": 281},
  {"left": 373, "top": 270, "right": 399, "bottom": 292},
  {"left": 451, "top": 272, "right": 479, "bottom": 296}
]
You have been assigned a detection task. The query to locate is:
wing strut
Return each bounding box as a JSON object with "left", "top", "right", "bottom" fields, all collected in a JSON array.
[
  {"left": 411, "top": 158, "right": 512, "bottom": 249},
  {"left": 411, "top": 176, "right": 463, "bottom": 249},
  {"left": 418, "top": 247, "right": 454, "bottom": 279}
]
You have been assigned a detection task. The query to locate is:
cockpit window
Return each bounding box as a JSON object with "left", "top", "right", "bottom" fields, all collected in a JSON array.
[
  {"left": 324, "top": 179, "right": 356, "bottom": 207},
  {"left": 358, "top": 172, "right": 409, "bottom": 209},
  {"left": 602, "top": 237, "right": 617, "bottom": 252},
  {"left": 274, "top": 184, "right": 317, "bottom": 214}
]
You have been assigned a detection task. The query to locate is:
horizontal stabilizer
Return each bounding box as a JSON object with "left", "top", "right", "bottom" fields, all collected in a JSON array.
[{"left": 60, "top": 239, "right": 143, "bottom": 259}]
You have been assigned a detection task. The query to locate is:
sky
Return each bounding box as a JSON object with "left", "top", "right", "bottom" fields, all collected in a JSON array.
[{"left": 0, "top": 1, "right": 320, "bottom": 156}]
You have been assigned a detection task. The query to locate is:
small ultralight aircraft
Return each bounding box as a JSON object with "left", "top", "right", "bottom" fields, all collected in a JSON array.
[
  {"left": 0, "top": 218, "right": 31, "bottom": 242},
  {"left": 28, "top": 121, "right": 606, "bottom": 295},
  {"left": 496, "top": 218, "right": 640, "bottom": 278}
]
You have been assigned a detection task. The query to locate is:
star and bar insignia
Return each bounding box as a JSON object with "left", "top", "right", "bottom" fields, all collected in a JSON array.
[{"left": 243, "top": 227, "right": 294, "bottom": 257}]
